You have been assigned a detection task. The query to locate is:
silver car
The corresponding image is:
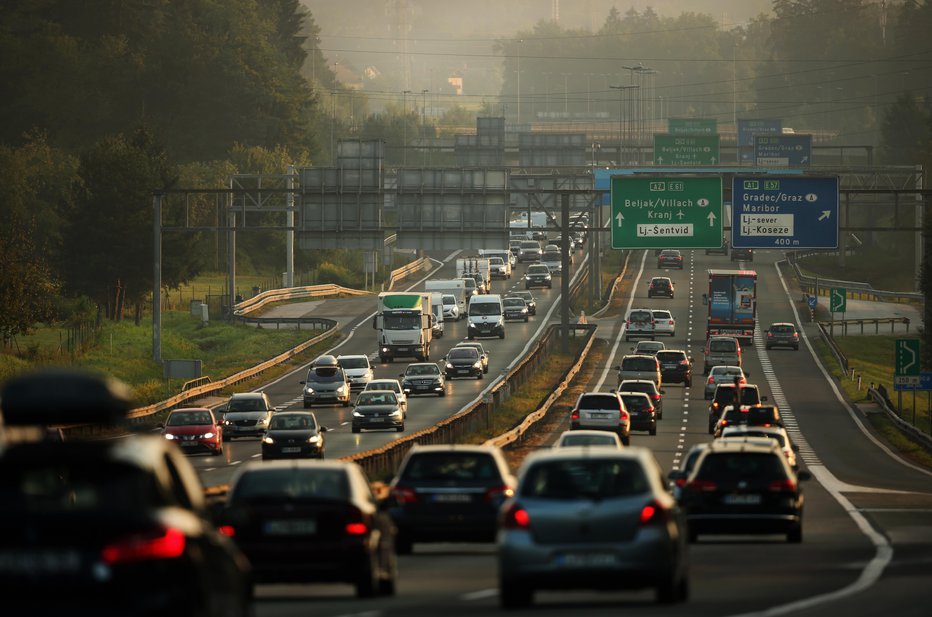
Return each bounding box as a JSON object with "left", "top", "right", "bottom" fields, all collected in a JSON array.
[
  {"left": 221, "top": 392, "right": 273, "bottom": 440},
  {"left": 704, "top": 365, "right": 748, "bottom": 399},
  {"left": 553, "top": 430, "right": 623, "bottom": 449},
  {"left": 497, "top": 447, "right": 690, "bottom": 608}
]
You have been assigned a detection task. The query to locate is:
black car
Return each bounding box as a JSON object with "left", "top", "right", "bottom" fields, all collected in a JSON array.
[
  {"left": 261, "top": 411, "right": 328, "bottom": 459},
  {"left": 708, "top": 383, "right": 767, "bottom": 434},
  {"left": 617, "top": 379, "right": 664, "bottom": 419},
  {"left": 766, "top": 322, "right": 800, "bottom": 350},
  {"left": 507, "top": 291, "right": 537, "bottom": 315},
  {"left": 444, "top": 346, "right": 484, "bottom": 380},
  {"left": 388, "top": 445, "right": 516, "bottom": 554},
  {"left": 656, "top": 350, "right": 693, "bottom": 387},
  {"left": 524, "top": 264, "right": 553, "bottom": 289},
  {"left": 713, "top": 404, "right": 785, "bottom": 438},
  {"left": 648, "top": 277, "right": 675, "bottom": 298},
  {"left": 502, "top": 296, "right": 529, "bottom": 322},
  {"left": 351, "top": 390, "right": 406, "bottom": 433},
  {"left": 0, "top": 369, "right": 252, "bottom": 616},
  {"left": 400, "top": 362, "right": 446, "bottom": 397},
  {"left": 731, "top": 247, "right": 753, "bottom": 261},
  {"left": 619, "top": 391, "right": 657, "bottom": 435},
  {"left": 677, "top": 440, "right": 810, "bottom": 543},
  {"left": 220, "top": 460, "right": 397, "bottom": 597},
  {"left": 657, "top": 249, "right": 683, "bottom": 269}
]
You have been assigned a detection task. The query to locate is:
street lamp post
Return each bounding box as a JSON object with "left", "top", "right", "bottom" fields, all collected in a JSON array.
[{"left": 610, "top": 84, "right": 638, "bottom": 166}]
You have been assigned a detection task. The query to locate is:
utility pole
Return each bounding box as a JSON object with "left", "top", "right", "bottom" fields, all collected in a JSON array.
[
  {"left": 610, "top": 84, "right": 638, "bottom": 165},
  {"left": 421, "top": 89, "right": 429, "bottom": 165},
  {"left": 402, "top": 89, "right": 411, "bottom": 166}
]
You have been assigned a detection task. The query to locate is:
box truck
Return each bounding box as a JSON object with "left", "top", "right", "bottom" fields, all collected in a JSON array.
[
  {"left": 703, "top": 269, "right": 758, "bottom": 344},
  {"left": 373, "top": 292, "right": 433, "bottom": 363},
  {"left": 424, "top": 279, "right": 467, "bottom": 320}
]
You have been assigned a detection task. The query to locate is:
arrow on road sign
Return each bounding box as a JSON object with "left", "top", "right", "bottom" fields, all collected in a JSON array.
[
  {"left": 819, "top": 210, "right": 831, "bottom": 221},
  {"left": 707, "top": 212, "right": 716, "bottom": 227},
  {"left": 615, "top": 212, "right": 624, "bottom": 227}
]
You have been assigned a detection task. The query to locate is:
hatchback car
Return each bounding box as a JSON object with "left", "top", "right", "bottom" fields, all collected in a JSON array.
[
  {"left": 498, "top": 447, "right": 689, "bottom": 608},
  {"left": 364, "top": 378, "right": 408, "bottom": 412},
  {"left": 657, "top": 249, "right": 684, "bottom": 269},
  {"left": 720, "top": 426, "right": 799, "bottom": 470},
  {"left": 615, "top": 354, "right": 662, "bottom": 388},
  {"left": 540, "top": 250, "right": 562, "bottom": 275},
  {"left": 677, "top": 440, "right": 810, "bottom": 543},
  {"left": 617, "top": 379, "right": 664, "bottom": 420},
  {"left": 624, "top": 308, "right": 655, "bottom": 341},
  {"left": 648, "top": 276, "right": 675, "bottom": 298},
  {"left": 161, "top": 407, "right": 223, "bottom": 456},
  {"left": 524, "top": 263, "right": 553, "bottom": 289},
  {"left": 351, "top": 390, "right": 406, "bottom": 433},
  {"left": 453, "top": 341, "right": 490, "bottom": 373},
  {"left": 261, "top": 411, "right": 328, "bottom": 459},
  {"left": 656, "top": 350, "right": 693, "bottom": 387},
  {"left": 766, "top": 322, "right": 800, "bottom": 350},
  {"left": 632, "top": 340, "right": 665, "bottom": 356},
  {"left": 336, "top": 354, "right": 374, "bottom": 391},
  {"left": 302, "top": 355, "right": 351, "bottom": 407},
  {"left": 619, "top": 391, "right": 657, "bottom": 435},
  {"left": 703, "top": 336, "right": 742, "bottom": 374},
  {"left": 713, "top": 402, "right": 784, "bottom": 438},
  {"left": 444, "top": 346, "right": 484, "bottom": 380},
  {"left": 553, "top": 429, "right": 623, "bottom": 449},
  {"left": 501, "top": 296, "right": 529, "bottom": 322},
  {"left": 388, "top": 445, "right": 516, "bottom": 554},
  {"left": 518, "top": 240, "right": 543, "bottom": 263},
  {"left": 221, "top": 392, "right": 273, "bottom": 440},
  {"left": 400, "top": 362, "right": 446, "bottom": 397},
  {"left": 220, "top": 460, "right": 397, "bottom": 597},
  {"left": 708, "top": 383, "right": 767, "bottom": 434},
  {"left": 704, "top": 365, "right": 747, "bottom": 399},
  {"left": 0, "top": 369, "right": 253, "bottom": 616},
  {"left": 652, "top": 309, "right": 676, "bottom": 336},
  {"left": 569, "top": 392, "right": 631, "bottom": 445},
  {"left": 507, "top": 291, "right": 537, "bottom": 315},
  {"left": 441, "top": 293, "right": 461, "bottom": 321}
]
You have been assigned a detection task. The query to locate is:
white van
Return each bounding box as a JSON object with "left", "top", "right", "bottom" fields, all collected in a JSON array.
[
  {"left": 430, "top": 293, "right": 445, "bottom": 338},
  {"left": 424, "top": 279, "right": 467, "bottom": 318},
  {"left": 467, "top": 294, "right": 505, "bottom": 340}
]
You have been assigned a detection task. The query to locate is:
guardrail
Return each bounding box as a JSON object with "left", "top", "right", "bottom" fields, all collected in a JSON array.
[
  {"left": 788, "top": 253, "right": 923, "bottom": 304},
  {"left": 237, "top": 316, "right": 336, "bottom": 331},
  {"left": 867, "top": 387, "right": 932, "bottom": 446},
  {"left": 819, "top": 316, "right": 911, "bottom": 337},
  {"left": 232, "top": 284, "right": 370, "bottom": 316},
  {"left": 816, "top": 322, "right": 849, "bottom": 375},
  {"left": 387, "top": 257, "right": 433, "bottom": 290}
]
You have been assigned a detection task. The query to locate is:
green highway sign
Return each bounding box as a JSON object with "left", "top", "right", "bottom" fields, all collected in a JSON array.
[
  {"left": 895, "top": 339, "right": 921, "bottom": 387},
  {"left": 611, "top": 176, "right": 723, "bottom": 249},
  {"left": 654, "top": 134, "right": 721, "bottom": 165},
  {"left": 830, "top": 287, "right": 846, "bottom": 313},
  {"left": 668, "top": 118, "right": 717, "bottom": 135}
]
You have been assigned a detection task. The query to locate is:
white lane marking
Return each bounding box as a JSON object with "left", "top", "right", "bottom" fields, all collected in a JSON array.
[
  {"left": 461, "top": 589, "right": 498, "bottom": 601},
  {"left": 595, "top": 251, "right": 649, "bottom": 390}
]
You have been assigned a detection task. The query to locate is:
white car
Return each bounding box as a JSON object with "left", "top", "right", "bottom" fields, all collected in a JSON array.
[
  {"left": 720, "top": 425, "right": 799, "bottom": 470},
  {"left": 553, "top": 429, "right": 623, "bottom": 449},
  {"left": 363, "top": 378, "right": 408, "bottom": 412},
  {"left": 441, "top": 293, "right": 460, "bottom": 321},
  {"left": 336, "top": 354, "right": 374, "bottom": 391},
  {"left": 652, "top": 309, "right": 676, "bottom": 336}
]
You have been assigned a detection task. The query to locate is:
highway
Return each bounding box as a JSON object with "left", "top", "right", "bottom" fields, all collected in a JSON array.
[{"left": 194, "top": 248, "right": 932, "bottom": 616}]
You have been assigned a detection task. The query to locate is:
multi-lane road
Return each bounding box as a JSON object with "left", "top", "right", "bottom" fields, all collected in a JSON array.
[{"left": 191, "top": 247, "right": 932, "bottom": 617}]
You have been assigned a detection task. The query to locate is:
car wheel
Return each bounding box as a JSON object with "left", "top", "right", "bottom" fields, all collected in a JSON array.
[
  {"left": 477, "top": 372, "right": 483, "bottom": 380},
  {"left": 468, "top": 334, "right": 474, "bottom": 340},
  {"left": 621, "top": 434, "right": 631, "bottom": 446},
  {"left": 656, "top": 570, "right": 689, "bottom": 604},
  {"left": 794, "top": 345, "right": 799, "bottom": 350},
  {"left": 342, "top": 400, "right": 350, "bottom": 407},
  {"left": 213, "top": 446, "right": 223, "bottom": 455},
  {"left": 684, "top": 378, "right": 691, "bottom": 387},
  {"left": 352, "top": 425, "right": 360, "bottom": 434},
  {"left": 499, "top": 579, "right": 533, "bottom": 610},
  {"left": 221, "top": 433, "right": 230, "bottom": 442},
  {"left": 355, "top": 555, "right": 379, "bottom": 599},
  {"left": 688, "top": 527, "right": 699, "bottom": 543},
  {"left": 397, "top": 424, "right": 404, "bottom": 432},
  {"left": 499, "top": 331, "right": 505, "bottom": 339},
  {"left": 708, "top": 419, "right": 715, "bottom": 435},
  {"left": 787, "top": 524, "right": 803, "bottom": 543},
  {"left": 438, "top": 389, "right": 445, "bottom": 397},
  {"left": 484, "top": 366, "right": 489, "bottom": 374},
  {"left": 524, "top": 316, "right": 528, "bottom": 322},
  {"left": 649, "top": 424, "right": 657, "bottom": 436}
]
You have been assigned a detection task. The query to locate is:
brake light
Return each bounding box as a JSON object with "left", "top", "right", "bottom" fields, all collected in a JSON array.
[
  {"left": 650, "top": 394, "right": 661, "bottom": 402},
  {"left": 345, "top": 522, "right": 369, "bottom": 535},
  {"left": 707, "top": 376, "right": 715, "bottom": 385},
  {"left": 484, "top": 484, "right": 514, "bottom": 503},
  {"left": 639, "top": 500, "right": 664, "bottom": 525},
  {"left": 793, "top": 333, "right": 799, "bottom": 339},
  {"left": 768, "top": 479, "right": 797, "bottom": 493},
  {"left": 391, "top": 485, "right": 419, "bottom": 504},
  {"left": 679, "top": 360, "right": 689, "bottom": 366},
  {"left": 101, "top": 527, "right": 186, "bottom": 565},
  {"left": 570, "top": 409, "right": 580, "bottom": 420},
  {"left": 711, "top": 401, "right": 720, "bottom": 411},
  {"left": 767, "top": 332, "right": 773, "bottom": 337},
  {"left": 503, "top": 503, "right": 531, "bottom": 530},
  {"left": 619, "top": 409, "right": 629, "bottom": 421},
  {"left": 218, "top": 525, "right": 235, "bottom": 537},
  {"left": 687, "top": 479, "right": 718, "bottom": 492}
]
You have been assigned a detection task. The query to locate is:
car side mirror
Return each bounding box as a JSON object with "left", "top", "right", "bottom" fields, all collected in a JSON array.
[
  {"left": 792, "top": 444, "right": 800, "bottom": 452},
  {"left": 659, "top": 388, "right": 666, "bottom": 394},
  {"left": 614, "top": 365, "right": 621, "bottom": 371},
  {"left": 158, "top": 422, "right": 164, "bottom": 428},
  {"left": 299, "top": 380, "right": 306, "bottom": 385},
  {"left": 796, "top": 470, "right": 812, "bottom": 482},
  {"left": 744, "top": 372, "right": 751, "bottom": 379},
  {"left": 319, "top": 426, "right": 328, "bottom": 432}
]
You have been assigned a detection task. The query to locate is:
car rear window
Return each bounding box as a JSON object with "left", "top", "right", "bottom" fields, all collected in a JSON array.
[
  {"left": 622, "top": 357, "right": 657, "bottom": 371},
  {"left": 577, "top": 394, "right": 621, "bottom": 410},
  {"left": 231, "top": 469, "right": 349, "bottom": 502},
  {"left": 558, "top": 434, "right": 619, "bottom": 447},
  {"left": 695, "top": 453, "right": 787, "bottom": 482},
  {"left": 652, "top": 310, "right": 672, "bottom": 320},
  {"left": 400, "top": 453, "right": 500, "bottom": 483},
  {"left": 771, "top": 325, "right": 795, "bottom": 334},
  {"left": 618, "top": 381, "right": 655, "bottom": 395},
  {"left": 520, "top": 459, "right": 648, "bottom": 499},
  {"left": 726, "top": 430, "right": 786, "bottom": 447},
  {"left": 714, "top": 386, "right": 761, "bottom": 404},
  {"left": 709, "top": 340, "right": 737, "bottom": 352},
  {"left": 629, "top": 311, "right": 652, "bottom": 324},
  {"left": 620, "top": 394, "right": 651, "bottom": 410},
  {"left": 338, "top": 357, "right": 369, "bottom": 369},
  {"left": 656, "top": 351, "right": 685, "bottom": 363}
]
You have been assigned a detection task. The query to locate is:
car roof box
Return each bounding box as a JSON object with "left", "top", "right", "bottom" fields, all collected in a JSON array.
[{"left": 0, "top": 368, "right": 135, "bottom": 426}]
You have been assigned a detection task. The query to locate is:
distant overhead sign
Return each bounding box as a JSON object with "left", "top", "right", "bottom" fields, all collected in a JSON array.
[
  {"left": 754, "top": 134, "right": 812, "bottom": 167},
  {"left": 611, "top": 176, "right": 723, "bottom": 249},
  {"left": 731, "top": 176, "right": 839, "bottom": 249},
  {"left": 653, "top": 135, "right": 721, "bottom": 166},
  {"left": 668, "top": 118, "right": 717, "bottom": 135},
  {"left": 738, "top": 119, "right": 782, "bottom": 162}
]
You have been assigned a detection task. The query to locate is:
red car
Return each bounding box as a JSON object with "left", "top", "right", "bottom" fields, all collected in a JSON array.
[{"left": 161, "top": 407, "right": 224, "bottom": 456}]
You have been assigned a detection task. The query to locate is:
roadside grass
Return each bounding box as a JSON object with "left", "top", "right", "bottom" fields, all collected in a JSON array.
[
  {"left": 464, "top": 336, "right": 586, "bottom": 444},
  {"left": 811, "top": 335, "right": 932, "bottom": 469},
  {"left": 797, "top": 247, "right": 916, "bottom": 292}
]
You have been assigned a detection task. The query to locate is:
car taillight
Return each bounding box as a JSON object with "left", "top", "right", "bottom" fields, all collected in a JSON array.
[
  {"left": 687, "top": 479, "right": 718, "bottom": 492},
  {"left": 651, "top": 394, "right": 661, "bottom": 402},
  {"left": 639, "top": 500, "right": 666, "bottom": 525},
  {"left": 391, "top": 485, "right": 419, "bottom": 504},
  {"left": 101, "top": 527, "right": 186, "bottom": 565},
  {"left": 345, "top": 522, "right": 369, "bottom": 535},
  {"left": 767, "top": 332, "right": 773, "bottom": 337},
  {"left": 768, "top": 479, "right": 797, "bottom": 493},
  {"left": 218, "top": 525, "right": 235, "bottom": 537},
  {"left": 503, "top": 503, "right": 531, "bottom": 530},
  {"left": 484, "top": 484, "right": 514, "bottom": 503},
  {"left": 707, "top": 376, "right": 715, "bottom": 384},
  {"left": 711, "top": 402, "right": 720, "bottom": 411},
  {"left": 570, "top": 409, "right": 580, "bottom": 420},
  {"left": 793, "top": 333, "right": 799, "bottom": 338},
  {"left": 619, "top": 409, "right": 629, "bottom": 421},
  {"left": 679, "top": 360, "right": 689, "bottom": 366}
]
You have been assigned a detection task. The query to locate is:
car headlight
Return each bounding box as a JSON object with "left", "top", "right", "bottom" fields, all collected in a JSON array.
[
  {"left": 521, "top": 308, "right": 527, "bottom": 313},
  {"left": 468, "top": 322, "right": 476, "bottom": 329},
  {"left": 545, "top": 274, "right": 552, "bottom": 280},
  {"left": 163, "top": 433, "right": 177, "bottom": 440},
  {"left": 353, "top": 411, "right": 363, "bottom": 418},
  {"left": 262, "top": 436, "right": 274, "bottom": 444},
  {"left": 305, "top": 387, "right": 314, "bottom": 394},
  {"left": 307, "top": 435, "right": 321, "bottom": 444},
  {"left": 337, "top": 385, "right": 348, "bottom": 395},
  {"left": 390, "top": 409, "right": 402, "bottom": 417},
  {"left": 222, "top": 419, "right": 232, "bottom": 426},
  {"left": 446, "top": 363, "right": 455, "bottom": 370},
  {"left": 202, "top": 432, "right": 215, "bottom": 439},
  {"left": 257, "top": 418, "right": 268, "bottom": 425},
  {"left": 473, "top": 361, "right": 482, "bottom": 369}
]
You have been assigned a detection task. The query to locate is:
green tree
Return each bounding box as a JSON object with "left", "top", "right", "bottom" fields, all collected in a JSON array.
[
  {"left": 0, "top": 215, "right": 60, "bottom": 342},
  {"left": 879, "top": 92, "right": 931, "bottom": 165}
]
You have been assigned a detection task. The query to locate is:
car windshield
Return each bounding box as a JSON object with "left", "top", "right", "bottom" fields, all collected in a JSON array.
[
  {"left": 357, "top": 392, "right": 396, "bottom": 405},
  {"left": 577, "top": 394, "right": 619, "bottom": 410},
  {"left": 227, "top": 397, "right": 267, "bottom": 412},
  {"left": 406, "top": 364, "right": 440, "bottom": 376},
  {"left": 542, "top": 252, "right": 560, "bottom": 260},
  {"left": 367, "top": 382, "right": 400, "bottom": 393},
  {"left": 442, "top": 295, "right": 456, "bottom": 306},
  {"left": 338, "top": 357, "right": 369, "bottom": 369},
  {"left": 520, "top": 459, "right": 648, "bottom": 500},
  {"left": 619, "top": 381, "right": 654, "bottom": 395},
  {"left": 527, "top": 266, "right": 549, "bottom": 274},
  {"left": 231, "top": 469, "right": 349, "bottom": 502},
  {"left": 449, "top": 348, "right": 478, "bottom": 360},
  {"left": 503, "top": 299, "right": 524, "bottom": 308},
  {"left": 167, "top": 411, "right": 212, "bottom": 426},
  {"left": 307, "top": 367, "right": 343, "bottom": 383},
  {"left": 623, "top": 357, "right": 656, "bottom": 371},
  {"left": 384, "top": 315, "right": 421, "bottom": 330},
  {"left": 520, "top": 242, "right": 539, "bottom": 249},
  {"left": 469, "top": 302, "right": 501, "bottom": 316},
  {"left": 401, "top": 453, "right": 499, "bottom": 482},
  {"left": 489, "top": 257, "right": 504, "bottom": 265},
  {"left": 269, "top": 414, "right": 315, "bottom": 430}
]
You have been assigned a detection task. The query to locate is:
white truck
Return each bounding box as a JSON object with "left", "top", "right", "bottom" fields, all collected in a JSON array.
[
  {"left": 456, "top": 257, "right": 491, "bottom": 294},
  {"left": 424, "top": 279, "right": 467, "bottom": 320},
  {"left": 478, "top": 248, "right": 513, "bottom": 278},
  {"left": 373, "top": 292, "right": 433, "bottom": 363},
  {"left": 429, "top": 293, "right": 445, "bottom": 338}
]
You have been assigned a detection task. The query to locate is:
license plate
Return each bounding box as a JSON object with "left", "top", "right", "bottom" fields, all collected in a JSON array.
[
  {"left": 663, "top": 364, "right": 678, "bottom": 370},
  {"left": 457, "top": 369, "right": 470, "bottom": 374},
  {"left": 281, "top": 447, "right": 301, "bottom": 453},
  {"left": 557, "top": 552, "right": 618, "bottom": 568},
  {"left": 590, "top": 412, "right": 613, "bottom": 419},
  {"left": 723, "top": 494, "right": 761, "bottom": 505},
  {"left": 180, "top": 441, "right": 199, "bottom": 447},
  {"left": 432, "top": 494, "right": 472, "bottom": 503},
  {"left": 264, "top": 519, "right": 317, "bottom": 535},
  {"left": 0, "top": 550, "right": 82, "bottom": 574},
  {"left": 369, "top": 417, "right": 385, "bottom": 422},
  {"left": 396, "top": 347, "right": 409, "bottom": 352}
]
